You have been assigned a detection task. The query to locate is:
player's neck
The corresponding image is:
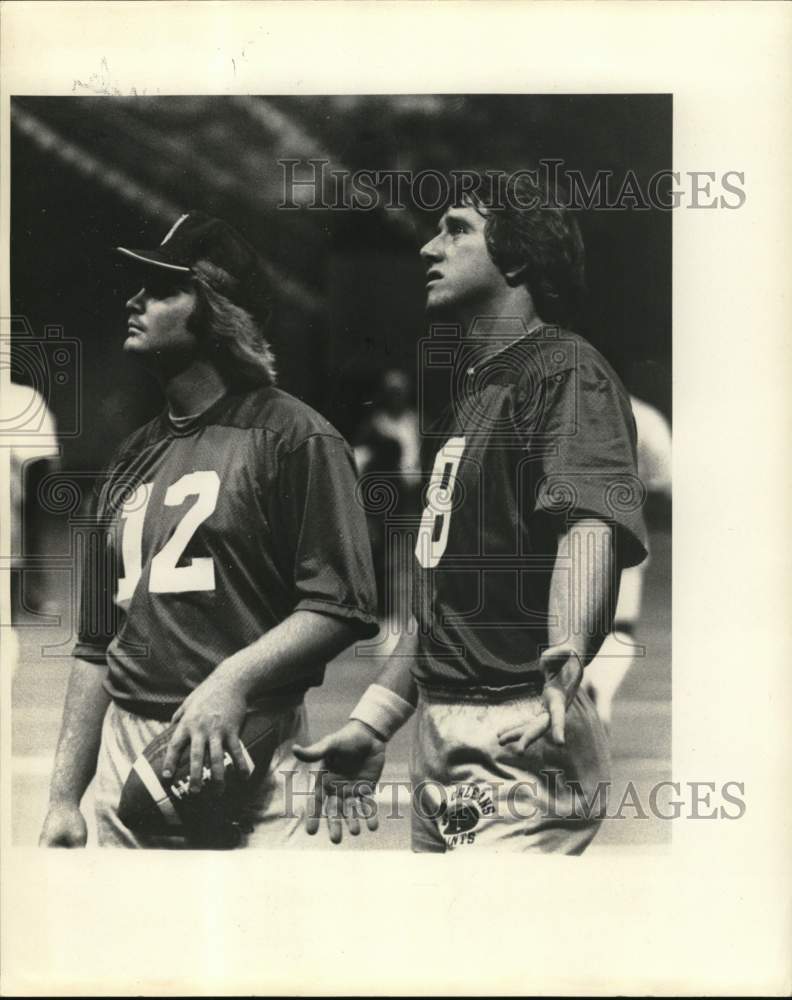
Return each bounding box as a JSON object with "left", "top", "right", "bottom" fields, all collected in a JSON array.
[
  {"left": 455, "top": 286, "right": 538, "bottom": 337},
  {"left": 162, "top": 361, "right": 228, "bottom": 418},
  {"left": 457, "top": 290, "right": 544, "bottom": 364}
]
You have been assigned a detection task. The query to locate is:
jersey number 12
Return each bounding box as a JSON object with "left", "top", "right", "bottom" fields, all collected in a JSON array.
[{"left": 116, "top": 470, "right": 220, "bottom": 602}]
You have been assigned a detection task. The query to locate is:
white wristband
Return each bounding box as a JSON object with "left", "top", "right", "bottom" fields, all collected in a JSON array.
[{"left": 350, "top": 684, "right": 415, "bottom": 742}]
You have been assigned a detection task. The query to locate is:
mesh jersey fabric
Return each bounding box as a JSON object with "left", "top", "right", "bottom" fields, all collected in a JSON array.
[
  {"left": 411, "top": 326, "right": 648, "bottom": 688},
  {"left": 74, "top": 386, "right": 378, "bottom": 716}
]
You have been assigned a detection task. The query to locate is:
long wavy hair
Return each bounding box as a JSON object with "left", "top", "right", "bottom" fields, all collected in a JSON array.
[{"left": 189, "top": 260, "right": 277, "bottom": 388}]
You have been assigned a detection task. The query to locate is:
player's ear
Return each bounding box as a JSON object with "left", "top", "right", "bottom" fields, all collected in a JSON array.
[{"left": 504, "top": 263, "right": 528, "bottom": 287}]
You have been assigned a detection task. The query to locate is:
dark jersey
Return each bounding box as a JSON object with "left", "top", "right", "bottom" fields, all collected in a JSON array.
[
  {"left": 74, "top": 387, "right": 378, "bottom": 717},
  {"left": 412, "top": 326, "right": 648, "bottom": 689}
]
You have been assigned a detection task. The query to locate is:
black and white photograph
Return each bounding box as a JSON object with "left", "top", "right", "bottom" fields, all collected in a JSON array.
[
  {"left": 1, "top": 2, "right": 789, "bottom": 996},
  {"left": 9, "top": 91, "right": 672, "bottom": 855}
]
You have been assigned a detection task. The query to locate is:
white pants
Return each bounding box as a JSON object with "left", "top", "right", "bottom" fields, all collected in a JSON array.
[
  {"left": 94, "top": 701, "right": 315, "bottom": 849},
  {"left": 410, "top": 682, "right": 611, "bottom": 853}
]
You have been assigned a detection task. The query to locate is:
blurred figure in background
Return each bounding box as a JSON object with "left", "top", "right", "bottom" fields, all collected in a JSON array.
[
  {"left": 354, "top": 370, "right": 420, "bottom": 482},
  {"left": 2, "top": 378, "right": 59, "bottom": 680},
  {"left": 581, "top": 394, "right": 671, "bottom": 729},
  {"left": 5, "top": 379, "right": 61, "bottom": 622},
  {"left": 353, "top": 369, "right": 420, "bottom": 620}
]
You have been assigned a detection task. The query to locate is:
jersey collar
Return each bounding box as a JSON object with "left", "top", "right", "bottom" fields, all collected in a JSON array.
[
  {"left": 162, "top": 391, "right": 233, "bottom": 437},
  {"left": 464, "top": 320, "right": 549, "bottom": 378}
]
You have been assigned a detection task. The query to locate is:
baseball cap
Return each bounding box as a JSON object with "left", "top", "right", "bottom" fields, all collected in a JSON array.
[{"left": 116, "top": 210, "right": 272, "bottom": 320}]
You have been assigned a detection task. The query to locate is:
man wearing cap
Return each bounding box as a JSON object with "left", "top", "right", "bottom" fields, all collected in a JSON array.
[{"left": 39, "top": 211, "right": 378, "bottom": 848}]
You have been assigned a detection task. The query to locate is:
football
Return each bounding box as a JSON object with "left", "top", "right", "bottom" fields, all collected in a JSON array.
[{"left": 118, "top": 712, "right": 282, "bottom": 848}]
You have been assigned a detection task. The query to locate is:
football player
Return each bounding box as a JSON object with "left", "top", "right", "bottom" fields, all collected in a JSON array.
[
  {"left": 39, "top": 211, "right": 378, "bottom": 848},
  {"left": 294, "top": 171, "right": 648, "bottom": 852}
]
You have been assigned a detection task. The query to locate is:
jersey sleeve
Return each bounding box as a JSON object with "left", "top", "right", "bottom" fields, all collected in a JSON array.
[
  {"left": 524, "top": 355, "right": 649, "bottom": 570},
  {"left": 270, "top": 434, "right": 379, "bottom": 637}
]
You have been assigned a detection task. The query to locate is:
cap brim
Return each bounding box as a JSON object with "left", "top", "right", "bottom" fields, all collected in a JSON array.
[{"left": 115, "top": 247, "right": 192, "bottom": 273}]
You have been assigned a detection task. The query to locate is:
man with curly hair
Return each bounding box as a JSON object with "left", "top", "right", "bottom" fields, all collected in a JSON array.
[{"left": 296, "top": 171, "right": 648, "bottom": 852}]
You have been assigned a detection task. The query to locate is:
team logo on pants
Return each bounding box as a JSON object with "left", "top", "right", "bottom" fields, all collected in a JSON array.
[{"left": 438, "top": 784, "right": 495, "bottom": 848}]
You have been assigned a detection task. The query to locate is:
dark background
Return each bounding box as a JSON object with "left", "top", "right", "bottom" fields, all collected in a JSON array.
[{"left": 10, "top": 95, "right": 671, "bottom": 467}]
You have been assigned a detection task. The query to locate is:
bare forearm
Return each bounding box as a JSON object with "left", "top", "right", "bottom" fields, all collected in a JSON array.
[
  {"left": 216, "top": 609, "right": 361, "bottom": 700},
  {"left": 548, "top": 519, "right": 617, "bottom": 665},
  {"left": 373, "top": 627, "right": 419, "bottom": 706},
  {"left": 344, "top": 625, "right": 419, "bottom": 742},
  {"left": 48, "top": 658, "right": 111, "bottom": 806}
]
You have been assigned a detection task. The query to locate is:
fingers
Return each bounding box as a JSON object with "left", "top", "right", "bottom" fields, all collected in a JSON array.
[
  {"left": 208, "top": 731, "right": 226, "bottom": 785},
  {"left": 165, "top": 719, "right": 249, "bottom": 791},
  {"left": 541, "top": 647, "right": 583, "bottom": 694},
  {"left": 349, "top": 786, "right": 379, "bottom": 836},
  {"left": 162, "top": 725, "right": 189, "bottom": 779},
  {"left": 294, "top": 727, "right": 384, "bottom": 843},
  {"left": 40, "top": 828, "right": 67, "bottom": 848},
  {"left": 515, "top": 723, "right": 545, "bottom": 755},
  {"left": 363, "top": 807, "right": 379, "bottom": 834},
  {"left": 189, "top": 733, "right": 207, "bottom": 793},
  {"left": 62, "top": 829, "right": 87, "bottom": 848},
  {"left": 226, "top": 732, "right": 251, "bottom": 779},
  {"left": 537, "top": 646, "right": 583, "bottom": 747},
  {"left": 40, "top": 809, "right": 87, "bottom": 848},
  {"left": 540, "top": 646, "right": 576, "bottom": 673},
  {"left": 329, "top": 795, "right": 372, "bottom": 840},
  {"left": 544, "top": 684, "right": 568, "bottom": 745},
  {"left": 355, "top": 783, "right": 379, "bottom": 833},
  {"left": 303, "top": 782, "right": 324, "bottom": 836},
  {"left": 292, "top": 737, "right": 332, "bottom": 763},
  {"left": 342, "top": 798, "right": 361, "bottom": 836},
  {"left": 543, "top": 653, "right": 582, "bottom": 745},
  {"left": 497, "top": 711, "right": 550, "bottom": 753},
  {"left": 325, "top": 794, "right": 344, "bottom": 845},
  {"left": 302, "top": 764, "right": 328, "bottom": 836},
  {"left": 302, "top": 776, "right": 380, "bottom": 843},
  {"left": 496, "top": 697, "right": 567, "bottom": 751}
]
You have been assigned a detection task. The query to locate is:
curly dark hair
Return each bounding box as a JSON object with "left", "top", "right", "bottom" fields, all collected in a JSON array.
[{"left": 456, "top": 168, "right": 586, "bottom": 325}]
